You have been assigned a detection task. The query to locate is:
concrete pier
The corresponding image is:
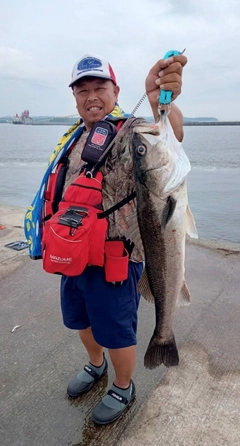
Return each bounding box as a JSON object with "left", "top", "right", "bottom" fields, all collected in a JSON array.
[{"left": 0, "top": 204, "right": 239, "bottom": 446}]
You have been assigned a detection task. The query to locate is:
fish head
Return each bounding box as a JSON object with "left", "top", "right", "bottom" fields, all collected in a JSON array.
[
  {"left": 132, "top": 120, "right": 175, "bottom": 195},
  {"left": 132, "top": 115, "right": 191, "bottom": 196}
]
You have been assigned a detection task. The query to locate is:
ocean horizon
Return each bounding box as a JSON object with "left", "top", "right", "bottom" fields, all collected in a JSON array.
[{"left": 0, "top": 123, "right": 240, "bottom": 245}]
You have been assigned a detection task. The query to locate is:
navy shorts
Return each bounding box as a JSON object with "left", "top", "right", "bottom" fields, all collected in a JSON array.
[{"left": 60, "top": 262, "right": 143, "bottom": 349}]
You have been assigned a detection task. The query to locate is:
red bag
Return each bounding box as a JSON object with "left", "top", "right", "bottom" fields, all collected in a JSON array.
[
  {"left": 42, "top": 206, "right": 93, "bottom": 276},
  {"left": 42, "top": 172, "right": 108, "bottom": 276}
]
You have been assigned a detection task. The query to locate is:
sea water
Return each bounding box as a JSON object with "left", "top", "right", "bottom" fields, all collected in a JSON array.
[{"left": 0, "top": 123, "right": 240, "bottom": 244}]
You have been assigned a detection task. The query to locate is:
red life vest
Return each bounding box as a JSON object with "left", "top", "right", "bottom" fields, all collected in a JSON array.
[{"left": 41, "top": 119, "right": 134, "bottom": 280}]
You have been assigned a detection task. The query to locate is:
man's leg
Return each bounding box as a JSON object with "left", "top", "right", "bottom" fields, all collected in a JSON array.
[
  {"left": 92, "top": 345, "right": 136, "bottom": 424},
  {"left": 90, "top": 262, "right": 143, "bottom": 425},
  {"left": 67, "top": 327, "right": 108, "bottom": 397},
  {"left": 79, "top": 327, "right": 104, "bottom": 366},
  {"left": 108, "top": 345, "right": 136, "bottom": 388}
]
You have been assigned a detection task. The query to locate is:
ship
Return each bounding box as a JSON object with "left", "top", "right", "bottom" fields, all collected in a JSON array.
[{"left": 12, "top": 110, "right": 33, "bottom": 124}]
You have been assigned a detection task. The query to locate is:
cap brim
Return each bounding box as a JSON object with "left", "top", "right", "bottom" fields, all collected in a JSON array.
[{"left": 69, "top": 73, "right": 115, "bottom": 87}]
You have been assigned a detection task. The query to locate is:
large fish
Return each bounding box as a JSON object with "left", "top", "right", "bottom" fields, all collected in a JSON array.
[{"left": 131, "top": 111, "right": 198, "bottom": 369}]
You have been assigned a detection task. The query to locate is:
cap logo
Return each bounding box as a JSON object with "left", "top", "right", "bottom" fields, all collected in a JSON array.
[{"left": 77, "top": 57, "right": 102, "bottom": 71}]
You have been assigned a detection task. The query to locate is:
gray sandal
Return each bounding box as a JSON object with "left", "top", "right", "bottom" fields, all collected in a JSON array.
[
  {"left": 92, "top": 380, "right": 135, "bottom": 424},
  {"left": 67, "top": 354, "right": 108, "bottom": 397}
]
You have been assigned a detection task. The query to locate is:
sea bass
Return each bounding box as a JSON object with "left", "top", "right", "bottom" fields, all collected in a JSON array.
[{"left": 132, "top": 112, "right": 198, "bottom": 369}]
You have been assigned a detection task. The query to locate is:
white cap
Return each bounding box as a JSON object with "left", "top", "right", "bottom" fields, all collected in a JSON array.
[{"left": 69, "top": 54, "right": 117, "bottom": 87}]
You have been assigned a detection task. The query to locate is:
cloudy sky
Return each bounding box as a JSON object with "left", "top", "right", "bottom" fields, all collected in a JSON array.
[{"left": 1, "top": 0, "right": 239, "bottom": 120}]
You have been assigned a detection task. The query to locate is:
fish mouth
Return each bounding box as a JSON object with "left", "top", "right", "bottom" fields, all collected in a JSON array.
[
  {"left": 144, "top": 165, "right": 163, "bottom": 174},
  {"left": 134, "top": 123, "right": 160, "bottom": 136}
]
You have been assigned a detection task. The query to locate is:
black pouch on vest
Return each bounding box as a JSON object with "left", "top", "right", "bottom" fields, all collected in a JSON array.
[{"left": 81, "top": 120, "right": 117, "bottom": 168}]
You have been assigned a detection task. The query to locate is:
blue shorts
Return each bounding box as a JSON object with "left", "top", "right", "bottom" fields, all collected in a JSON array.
[{"left": 60, "top": 262, "right": 144, "bottom": 349}]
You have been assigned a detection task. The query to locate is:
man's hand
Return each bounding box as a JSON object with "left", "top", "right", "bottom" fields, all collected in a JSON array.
[{"left": 145, "top": 54, "right": 188, "bottom": 121}]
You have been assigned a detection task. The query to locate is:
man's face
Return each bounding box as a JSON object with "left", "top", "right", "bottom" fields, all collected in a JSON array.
[{"left": 73, "top": 77, "right": 120, "bottom": 131}]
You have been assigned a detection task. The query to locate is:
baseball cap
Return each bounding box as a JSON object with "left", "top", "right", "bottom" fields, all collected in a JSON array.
[{"left": 69, "top": 54, "right": 117, "bottom": 87}]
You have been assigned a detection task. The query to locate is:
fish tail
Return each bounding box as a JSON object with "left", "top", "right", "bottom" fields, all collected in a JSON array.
[{"left": 144, "top": 335, "right": 179, "bottom": 369}]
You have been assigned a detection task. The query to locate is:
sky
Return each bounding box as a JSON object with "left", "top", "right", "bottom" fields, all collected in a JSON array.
[{"left": 1, "top": 0, "right": 240, "bottom": 120}]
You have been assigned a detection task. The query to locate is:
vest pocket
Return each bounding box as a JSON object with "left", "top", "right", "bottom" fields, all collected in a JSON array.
[{"left": 104, "top": 241, "right": 129, "bottom": 283}]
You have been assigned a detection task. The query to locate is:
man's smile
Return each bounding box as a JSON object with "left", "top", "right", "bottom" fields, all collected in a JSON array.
[{"left": 87, "top": 106, "right": 102, "bottom": 112}]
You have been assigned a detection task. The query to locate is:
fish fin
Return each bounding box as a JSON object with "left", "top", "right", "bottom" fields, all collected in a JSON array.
[
  {"left": 138, "top": 268, "right": 155, "bottom": 303},
  {"left": 124, "top": 217, "right": 143, "bottom": 249},
  {"left": 163, "top": 152, "right": 191, "bottom": 195},
  {"left": 177, "top": 281, "right": 191, "bottom": 307},
  {"left": 144, "top": 334, "right": 179, "bottom": 369},
  {"left": 161, "top": 196, "right": 177, "bottom": 229},
  {"left": 186, "top": 204, "right": 198, "bottom": 239}
]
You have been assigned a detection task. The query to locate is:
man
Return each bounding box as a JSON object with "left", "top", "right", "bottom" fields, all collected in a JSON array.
[
  {"left": 63, "top": 52, "right": 186, "bottom": 425},
  {"left": 25, "top": 52, "right": 187, "bottom": 425}
]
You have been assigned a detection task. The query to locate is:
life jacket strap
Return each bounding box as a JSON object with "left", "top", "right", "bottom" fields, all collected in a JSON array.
[{"left": 98, "top": 191, "right": 136, "bottom": 219}]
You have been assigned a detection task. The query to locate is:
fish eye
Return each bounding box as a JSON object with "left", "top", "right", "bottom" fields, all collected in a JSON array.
[{"left": 137, "top": 145, "right": 146, "bottom": 156}]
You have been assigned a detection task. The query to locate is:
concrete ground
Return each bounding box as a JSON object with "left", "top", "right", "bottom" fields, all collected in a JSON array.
[{"left": 0, "top": 204, "right": 240, "bottom": 446}]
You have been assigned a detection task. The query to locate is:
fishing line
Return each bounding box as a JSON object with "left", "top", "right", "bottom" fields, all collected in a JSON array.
[{"left": 130, "top": 93, "right": 147, "bottom": 116}]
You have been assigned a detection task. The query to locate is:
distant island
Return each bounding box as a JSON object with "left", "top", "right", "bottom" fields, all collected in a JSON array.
[
  {"left": 0, "top": 115, "right": 78, "bottom": 125},
  {"left": 144, "top": 116, "right": 240, "bottom": 126},
  {"left": 185, "top": 116, "right": 218, "bottom": 123},
  {"left": 0, "top": 115, "right": 240, "bottom": 126}
]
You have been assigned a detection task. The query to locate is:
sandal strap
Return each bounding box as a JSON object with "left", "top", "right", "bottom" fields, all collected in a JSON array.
[
  {"left": 107, "top": 389, "right": 128, "bottom": 405},
  {"left": 84, "top": 365, "right": 99, "bottom": 380}
]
